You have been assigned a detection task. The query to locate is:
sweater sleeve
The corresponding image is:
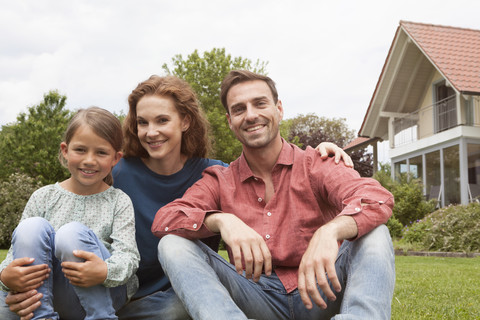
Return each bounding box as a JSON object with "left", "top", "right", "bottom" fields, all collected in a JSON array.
[{"left": 103, "top": 192, "right": 140, "bottom": 288}]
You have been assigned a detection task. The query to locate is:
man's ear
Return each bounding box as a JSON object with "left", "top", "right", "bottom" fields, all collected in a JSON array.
[
  {"left": 226, "top": 113, "right": 233, "bottom": 130},
  {"left": 276, "top": 100, "right": 284, "bottom": 121}
]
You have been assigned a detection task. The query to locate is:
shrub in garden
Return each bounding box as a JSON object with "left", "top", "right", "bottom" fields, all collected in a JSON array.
[
  {"left": 373, "top": 163, "right": 436, "bottom": 238},
  {"left": 386, "top": 215, "right": 403, "bottom": 239},
  {"left": 402, "top": 202, "right": 480, "bottom": 252},
  {"left": 0, "top": 173, "right": 42, "bottom": 248}
]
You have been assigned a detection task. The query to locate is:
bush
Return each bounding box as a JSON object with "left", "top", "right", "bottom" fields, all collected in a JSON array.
[
  {"left": 392, "top": 180, "right": 436, "bottom": 226},
  {"left": 402, "top": 202, "right": 480, "bottom": 252},
  {"left": 373, "top": 163, "right": 436, "bottom": 237},
  {"left": 386, "top": 216, "right": 403, "bottom": 239},
  {"left": 0, "top": 173, "right": 42, "bottom": 248}
]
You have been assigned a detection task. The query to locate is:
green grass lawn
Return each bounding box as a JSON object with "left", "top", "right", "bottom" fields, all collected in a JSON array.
[
  {"left": 2, "top": 250, "right": 478, "bottom": 319},
  {"left": 392, "top": 256, "right": 480, "bottom": 319}
]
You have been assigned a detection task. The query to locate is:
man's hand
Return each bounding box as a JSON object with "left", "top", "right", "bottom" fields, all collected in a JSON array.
[
  {"left": 61, "top": 250, "right": 107, "bottom": 287},
  {"left": 315, "top": 142, "right": 354, "bottom": 168},
  {"left": 5, "top": 290, "right": 42, "bottom": 320},
  {"left": 1, "top": 258, "right": 50, "bottom": 292},
  {"left": 205, "top": 213, "right": 272, "bottom": 282},
  {"left": 297, "top": 216, "right": 358, "bottom": 310}
]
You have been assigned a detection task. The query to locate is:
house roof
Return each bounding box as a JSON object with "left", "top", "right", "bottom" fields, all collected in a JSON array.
[
  {"left": 401, "top": 21, "right": 480, "bottom": 94},
  {"left": 358, "top": 21, "right": 480, "bottom": 140},
  {"left": 343, "top": 137, "right": 379, "bottom": 151}
]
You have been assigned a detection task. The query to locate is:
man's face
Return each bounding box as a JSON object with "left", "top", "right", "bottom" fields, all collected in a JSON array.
[{"left": 226, "top": 80, "right": 283, "bottom": 149}]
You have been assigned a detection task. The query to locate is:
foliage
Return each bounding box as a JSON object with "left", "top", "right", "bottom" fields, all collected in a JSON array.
[
  {"left": 163, "top": 48, "right": 268, "bottom": 163},
  {"left": 402, "top": 202, "right": 480, "bottom": 252},
  {"left": 281, "top": 113, "right": 373, "bottom": 177},
  {"left": 373, "top": 163, "right": 436, "bottom": 233},
  {"left": 0, "top": 173, "right": 42, "bottom": 248},
  {"left": 386, "top": 216, "right": 403, "bottom": 239},
  {"left": 0, "top": 90, "right": 72, "bottom": 185}
]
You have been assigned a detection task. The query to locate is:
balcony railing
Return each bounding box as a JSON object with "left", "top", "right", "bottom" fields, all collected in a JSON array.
[{"left": 393, "top": 95, "right": 458, "bottom": 148}]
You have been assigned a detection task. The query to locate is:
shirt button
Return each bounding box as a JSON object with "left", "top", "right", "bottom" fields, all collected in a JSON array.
[
  {"left": 267, "top": 212, "right": 272, "bottom": 216},
  {"left": 258, "top": 197, "right": 262, "bottom": 202},
  {"left": 254, "top": 177, "right": 258, "bottom": 181},
  {"left": 193, "top": 224, "right": 198, "bottom": 229},
  {"left": 379, "top": 201, "right": 384, "bottom": 204},
  {"left": 265, "top": 234, "right": 271, "bottom": 239},
  {"left": 165, "top": 227, "right": 169, "bottom": 231},
  {"left": 355, "top": 207, "right": 361, "bottom": 212}
]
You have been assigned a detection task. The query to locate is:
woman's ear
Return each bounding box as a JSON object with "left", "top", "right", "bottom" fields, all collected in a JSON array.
[{"left": 182, "top": 115, "right": 191, "bottom": 132}]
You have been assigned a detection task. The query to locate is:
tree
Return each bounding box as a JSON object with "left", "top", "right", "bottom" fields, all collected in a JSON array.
[
  {"left": 162, "top": 48, "right": 268, "bottom": 163},
  {"left": 281, "top": 113, "right": 373, "bottom": 177},
  {"left": 0, "top": 90, "right": 72, "bottom": 185}
]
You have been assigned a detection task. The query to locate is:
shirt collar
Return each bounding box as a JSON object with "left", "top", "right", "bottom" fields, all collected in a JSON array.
[{"left": 238, "top": 138, "right": 294, "bottom": 182}]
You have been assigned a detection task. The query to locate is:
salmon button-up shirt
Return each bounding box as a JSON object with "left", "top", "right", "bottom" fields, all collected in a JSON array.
[{"left": 152, "top": 141, "right": 393, "bottom": 292}]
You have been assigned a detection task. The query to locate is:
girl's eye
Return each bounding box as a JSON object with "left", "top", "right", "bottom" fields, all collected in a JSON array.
[
  {"left": 137, "top": 119, "right": 147, "bottom": 125},
  {"left": 74, "top": 148, "right": 85, "bottom": 153}
]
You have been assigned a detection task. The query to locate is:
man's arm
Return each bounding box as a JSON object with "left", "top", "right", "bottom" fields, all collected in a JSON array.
[
  {"left": 4, "top": 290, "right": 43, "bottom": 319},
  {"left": 297, "top": 215, "right": 357, "bottom": 310},
  {"left": 205, "top": 213, "right": 272, "bottom": 282}
]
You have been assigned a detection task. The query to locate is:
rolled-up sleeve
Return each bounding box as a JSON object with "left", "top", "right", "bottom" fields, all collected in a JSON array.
[
  {"left": 152, "top": 168, "right": 223, "bottom": 239},
  {"left": 310, "top": 153, "right": 394, "bottom": 239}
]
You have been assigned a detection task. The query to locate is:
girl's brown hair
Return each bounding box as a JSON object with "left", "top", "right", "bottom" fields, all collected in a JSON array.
[
  {"left": 59, "top": 106, "right": 123, "bottom": 185},
  {"left": 123, "top": 75, "right": 211, "bottom": 159}
]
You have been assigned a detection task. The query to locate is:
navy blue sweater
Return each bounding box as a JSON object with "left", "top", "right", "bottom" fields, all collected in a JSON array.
[{"left": 113, "top": 157, "right": 226, "bottom": 299}]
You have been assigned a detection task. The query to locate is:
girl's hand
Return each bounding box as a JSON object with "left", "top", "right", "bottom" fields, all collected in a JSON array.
[
  {"left": 1, "top": 258, "right": 50, "bottom": 292},
  {"left": 61, "top": 250, "right": 107, "bottom": 287},
  {"left": 315, "top": 142, "right": 354, "bottom": 168}
]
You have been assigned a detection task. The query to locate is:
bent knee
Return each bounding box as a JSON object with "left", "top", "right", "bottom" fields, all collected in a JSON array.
[
  {"left": 158, "top": 235, "right": 197, "bottom": 263},
  {"left": 358, "top": 225, "right": 393, "bottom": 254},
  {"left": 13, "top": 217, "right": 53, "bottom": 245},
  {"left": 55, "top": 222, "right": 89, "bottom": 261}
]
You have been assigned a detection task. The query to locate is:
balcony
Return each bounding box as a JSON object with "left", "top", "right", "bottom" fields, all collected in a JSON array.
[{"left": 392, "top": 95, "right": 458, "bottom": 148}]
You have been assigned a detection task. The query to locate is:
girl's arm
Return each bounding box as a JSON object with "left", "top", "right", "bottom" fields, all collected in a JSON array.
[{"left": 61, "top": 191, "right": 139, "bottom": 288}]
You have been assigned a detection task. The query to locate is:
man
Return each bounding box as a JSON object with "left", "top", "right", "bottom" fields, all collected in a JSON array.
[{"left": 151, "top": 70, "right": 395, "bottom": 319}]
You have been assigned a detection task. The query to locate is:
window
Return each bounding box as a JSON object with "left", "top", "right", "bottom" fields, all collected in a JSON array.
[
  {"left": 425, "top": 151, "right": 441, "bottom": 202},
  {"left": 443, "top": 145, "right": 460, "bottom": 205},
  {"left": 435, "top": 83, "right": 457, "bottom": 133},
  {"left": 468, "top": 144, "right": 480, "bottom": 201}
]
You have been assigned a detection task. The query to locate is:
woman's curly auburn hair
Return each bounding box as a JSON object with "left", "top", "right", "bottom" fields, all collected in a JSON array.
[{"left": 123, "top": 75, "right": 211, "bottom": 159}]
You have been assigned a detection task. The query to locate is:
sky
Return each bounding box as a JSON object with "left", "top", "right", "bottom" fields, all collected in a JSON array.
[{"left": 1, "top": 0, "right": 479, "bottom": 161}]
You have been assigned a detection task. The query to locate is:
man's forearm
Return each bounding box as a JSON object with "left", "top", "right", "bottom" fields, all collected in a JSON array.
[{"left": 318, "top": 215, "right": 358, "bottom": 241}]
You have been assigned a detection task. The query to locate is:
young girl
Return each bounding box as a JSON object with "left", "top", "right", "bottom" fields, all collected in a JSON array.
[{"left": 0, "top": 107, "right": 140, "bottom": 320}]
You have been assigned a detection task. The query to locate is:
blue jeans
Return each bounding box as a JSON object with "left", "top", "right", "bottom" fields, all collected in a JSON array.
[
  {"left": 0, "top": 217, "right": 127, "bottom": 320},
  {"left": 158, "top": 225, "right": 395, "bottom": 320},
  {"left": 116, "top": 287, "right": 190, "bottom": 320}
]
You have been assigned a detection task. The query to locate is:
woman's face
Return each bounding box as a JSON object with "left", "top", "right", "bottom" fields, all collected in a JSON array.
[{"left": 136, "top": 95, "right": 189, "bottom": 162}]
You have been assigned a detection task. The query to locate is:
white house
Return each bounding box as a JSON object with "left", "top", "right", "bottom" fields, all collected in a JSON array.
[{"left": 358, "top": 21, "right": 480, "bottom": 207}]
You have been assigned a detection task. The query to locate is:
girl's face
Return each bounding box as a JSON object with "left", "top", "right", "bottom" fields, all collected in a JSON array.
[
  {"left": 136, "top": 95, "right": 190, "bottom": 164},
  {"left": 60, "top": 125, "right": 122, "bottom": 195}
]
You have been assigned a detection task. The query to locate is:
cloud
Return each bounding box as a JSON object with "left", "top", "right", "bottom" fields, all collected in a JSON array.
[{"left": 1, "top": 0, "right": 480, "bottom": 135}]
